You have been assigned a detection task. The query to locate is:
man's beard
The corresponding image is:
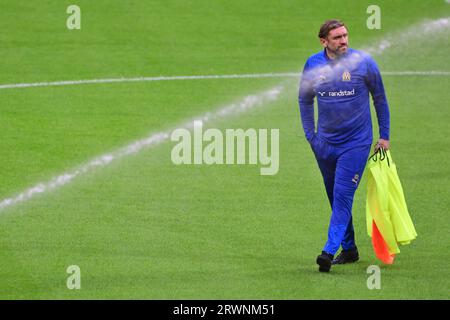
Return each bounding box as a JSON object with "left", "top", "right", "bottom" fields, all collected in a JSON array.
[{"left": 328, "top": 45, "right": 348, "bottom": 57}]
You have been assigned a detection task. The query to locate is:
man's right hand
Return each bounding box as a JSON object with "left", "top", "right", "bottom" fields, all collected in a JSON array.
[{"left": 374, "top": 138, "right": 390, "bottom": 152}]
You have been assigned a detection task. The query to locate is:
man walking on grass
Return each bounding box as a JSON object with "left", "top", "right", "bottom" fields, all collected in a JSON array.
[{"left": 298, "top": 19, "right": 391, "bottom": 272}]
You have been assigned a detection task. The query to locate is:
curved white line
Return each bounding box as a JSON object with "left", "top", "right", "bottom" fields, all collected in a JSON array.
[{"left": 0, "top": 85, "right": 284, "bottom": 211}]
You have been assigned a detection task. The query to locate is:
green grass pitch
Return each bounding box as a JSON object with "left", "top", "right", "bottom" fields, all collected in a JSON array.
[{"left": 0, "top": 0, "right": 449, "bottom": 299}]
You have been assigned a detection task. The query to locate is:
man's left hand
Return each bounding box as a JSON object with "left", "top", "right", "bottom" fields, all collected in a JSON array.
[{"left": 374, "top": 138, "right": 390, "bottom": 151}]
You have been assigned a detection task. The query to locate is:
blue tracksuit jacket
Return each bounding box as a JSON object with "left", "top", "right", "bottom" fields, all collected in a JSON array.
[{"left": 299, "top": 48, "right": 389, "bottom": 146}]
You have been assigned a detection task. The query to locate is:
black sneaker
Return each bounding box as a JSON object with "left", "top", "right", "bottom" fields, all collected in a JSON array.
[
  {"left": 316, "top": 251, "right": 334, "bottom": 272},
  {"left": 332, "top": 247, "right": 359, "bottom": 265}
]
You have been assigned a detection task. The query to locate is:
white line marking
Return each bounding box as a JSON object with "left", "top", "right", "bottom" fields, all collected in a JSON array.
[
  {"left": 382, "top": 71, "right": 450, "bottom": 76},
  {"left": 0, "top": 73, "right": 296, "bottom": 90},
  {"left": 0, "top": 85, "right": 284, "bottom": 211},
  {"left": 0, "top": 71, "right": 449, "bottom": 90}
]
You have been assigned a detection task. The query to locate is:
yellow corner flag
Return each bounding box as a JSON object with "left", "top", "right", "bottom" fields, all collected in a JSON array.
[{"left": 366, "top": 149, "right": 417, "bottom": 264}]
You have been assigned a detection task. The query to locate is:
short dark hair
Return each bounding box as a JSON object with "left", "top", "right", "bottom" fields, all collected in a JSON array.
[{"left": 318, "top": 19, "right": 346, "bottom": 39}]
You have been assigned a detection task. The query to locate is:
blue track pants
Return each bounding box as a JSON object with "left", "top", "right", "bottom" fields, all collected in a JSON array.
[{"left": 310, "top": 136, "right": 371, "bottom": 255}]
